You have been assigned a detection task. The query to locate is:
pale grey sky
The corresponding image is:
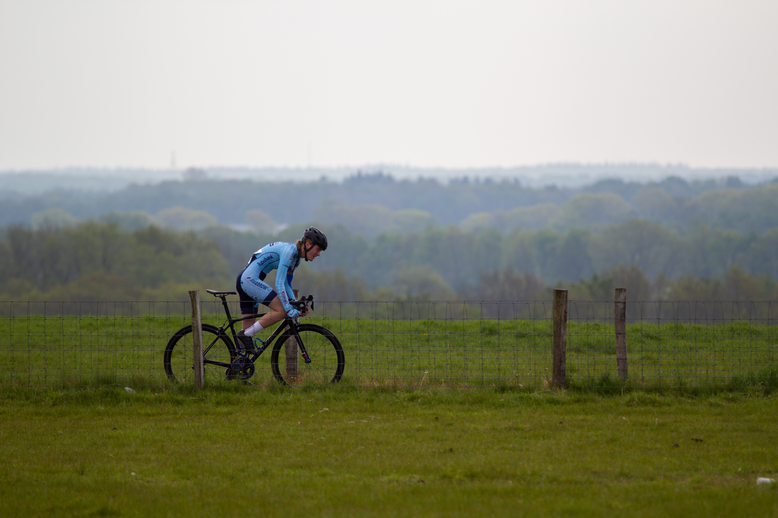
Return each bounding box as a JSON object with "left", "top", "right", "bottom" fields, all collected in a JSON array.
[{"left": 1, "top": 0, "right": 776, "bottom": 171}]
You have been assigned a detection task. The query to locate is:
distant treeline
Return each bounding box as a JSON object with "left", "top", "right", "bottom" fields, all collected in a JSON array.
[
  {"left": 2, "top": 172, "right": 778, "bottom": 237},
  {"left": 1, "top": 220, "right": 776, "bottom": 304}
]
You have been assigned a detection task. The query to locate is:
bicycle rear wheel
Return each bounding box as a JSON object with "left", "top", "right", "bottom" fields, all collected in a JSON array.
[
  {"left": 164, "top": 324, "right": 236, "bottom": 384},
  {"left": 270, "top": 324, "right": 345, "bottom": 386}
]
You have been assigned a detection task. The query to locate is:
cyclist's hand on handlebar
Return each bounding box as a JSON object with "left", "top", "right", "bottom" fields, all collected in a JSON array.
[
  {"left": 290, "top": 295, "right": 313, "bottom": 317},
  {"left": 286, "top": 308, "right": 300, "bottom": 319}
]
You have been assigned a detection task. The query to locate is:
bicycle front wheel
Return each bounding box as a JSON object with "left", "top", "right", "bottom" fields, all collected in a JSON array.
[
  {"left": 164, "top": 324, "right": 236, "bottom": 384},
  {"left": 270, "top": 324, "right": 345, "bottom": 386}
]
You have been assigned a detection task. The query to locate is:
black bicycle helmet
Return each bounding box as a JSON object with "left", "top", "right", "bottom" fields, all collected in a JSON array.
[{"left": 303, "top": 227, "right": 328, "bottom": 251}]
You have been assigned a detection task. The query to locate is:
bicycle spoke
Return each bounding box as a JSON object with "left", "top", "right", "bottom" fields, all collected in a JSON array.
[
  {"left": 271, "top": 324, "right": 344, "bottom": 386},
  {"left": 164, "top": 325, "right": 236, "bottom": 384}
]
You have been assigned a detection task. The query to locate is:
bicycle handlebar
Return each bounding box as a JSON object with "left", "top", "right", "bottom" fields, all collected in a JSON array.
[{"left": 290, "top": 294, "right": 315, "bottom": 312}]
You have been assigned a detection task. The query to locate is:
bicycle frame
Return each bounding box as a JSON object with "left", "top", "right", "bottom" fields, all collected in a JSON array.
[{"left": 207, "top": 290, "right": 312, "bottom": 367}]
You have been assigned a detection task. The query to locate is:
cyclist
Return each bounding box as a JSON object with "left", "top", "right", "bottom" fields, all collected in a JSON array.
[{"left": 234, "top": 227, "right": 328, "bottom": 354}]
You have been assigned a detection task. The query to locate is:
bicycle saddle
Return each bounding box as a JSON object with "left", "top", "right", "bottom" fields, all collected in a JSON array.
[{"left": 206, "top": 289, "right": 237, "bottom": 297}]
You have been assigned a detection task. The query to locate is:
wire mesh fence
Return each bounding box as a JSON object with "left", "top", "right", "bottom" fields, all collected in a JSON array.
[{"left": 1, "top": 298, "right": 776, "bottom": 389}]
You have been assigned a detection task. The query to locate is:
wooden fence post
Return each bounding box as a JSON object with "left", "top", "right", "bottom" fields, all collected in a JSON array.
[
  {"left": 189, "top": 290, "right": 204, "bottom": 389},
  {"left": 615, "top": 287, "right": 628, "bottom": 382},
  {"left": 552, "top": 289, "right": 568, "bottom": 389},
  {"left": 285, "top": 289, "right": 300, "bottom": 381}
]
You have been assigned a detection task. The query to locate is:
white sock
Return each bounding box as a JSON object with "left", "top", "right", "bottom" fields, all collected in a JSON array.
[{"left": 245, "top": 322, "right": 264, "bottom": 337}]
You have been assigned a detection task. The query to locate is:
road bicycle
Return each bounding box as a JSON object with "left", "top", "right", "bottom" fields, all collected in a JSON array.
[{"left": 164, "top": 289, "right": 345, "bottom": 386}]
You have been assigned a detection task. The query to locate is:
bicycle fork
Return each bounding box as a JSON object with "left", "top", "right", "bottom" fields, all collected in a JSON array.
[{"left": 289, "top": 323, "right": 312, "bottom": 364}]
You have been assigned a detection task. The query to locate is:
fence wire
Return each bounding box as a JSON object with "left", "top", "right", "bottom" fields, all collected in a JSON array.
[{"left": 1, "top": 299, "right": 776, "bottom": 389}]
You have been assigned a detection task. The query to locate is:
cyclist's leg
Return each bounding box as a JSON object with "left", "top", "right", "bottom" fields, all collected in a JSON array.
[
  {"left": 237, "top": 269, "right": 285, "bottom": 333},
  {"left": 256, "top": 296, "right": 286, "bottom": 329},
  {"left": 236, "top": 269, "right": 264, "bottom": 330},
  {"left": 240, "top": 297, "right": 285, "bottom": 341}
]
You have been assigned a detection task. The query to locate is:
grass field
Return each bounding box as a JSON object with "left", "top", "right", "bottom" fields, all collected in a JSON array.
[
  {"left": 1, "top": 384, "right": 777, "bottom": 517},
  {"left": 1, "top": 313, "right": 777, "bottom": 389}
]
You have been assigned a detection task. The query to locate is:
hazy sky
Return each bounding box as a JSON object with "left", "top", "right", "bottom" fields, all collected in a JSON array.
[{"left": 1, "top": 0, "right": 776, "bottom": 171}]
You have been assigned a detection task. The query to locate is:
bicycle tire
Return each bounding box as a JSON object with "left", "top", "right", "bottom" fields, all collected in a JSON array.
[
  {"left": 164, "top": 324, "right": 236, "bottom": 384},
  {"left": 270, "top": 323, "right": 345, "bottom": 386}
]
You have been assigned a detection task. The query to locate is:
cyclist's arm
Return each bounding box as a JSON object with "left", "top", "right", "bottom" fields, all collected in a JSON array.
[
  {"left": 275, "top": 245, "right": 298, "bottom": 312},
  {"left": 284, "top": 271, "right": 294, "bottom": 302}
]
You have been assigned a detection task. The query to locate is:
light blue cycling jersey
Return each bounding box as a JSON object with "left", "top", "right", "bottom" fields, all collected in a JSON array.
[{"left": 237, "top": 242, "right": 300, "bottom": 313}]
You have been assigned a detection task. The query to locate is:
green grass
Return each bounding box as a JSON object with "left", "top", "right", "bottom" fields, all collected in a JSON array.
[
  {"left": 1, "top": 385, "right": 777, "bottom": 517},
  {"left": 1, "top": 314, "right": 777, "bottom": 390}
]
